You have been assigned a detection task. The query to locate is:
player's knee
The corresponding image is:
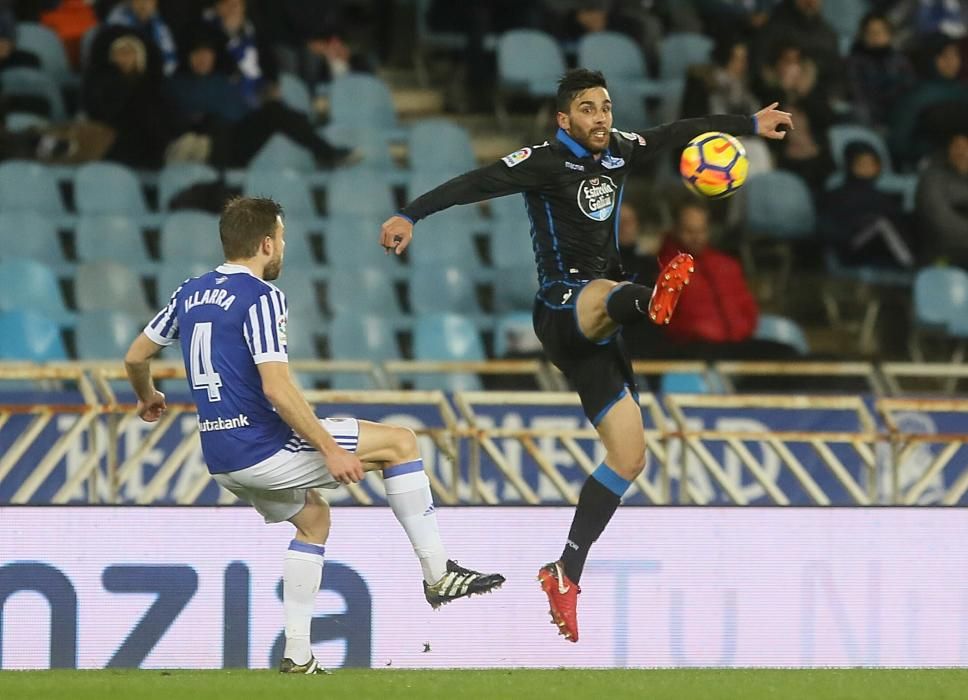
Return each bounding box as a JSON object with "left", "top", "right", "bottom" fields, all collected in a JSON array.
[
  {"left": 295, "top": 495, "right": 330, "bottom": 543},
  {"left": 610, "top": 445, "right": 647, "bottom": 480},
  {"left": 388, "top": 425, "right": 420, "bottom": 464}
]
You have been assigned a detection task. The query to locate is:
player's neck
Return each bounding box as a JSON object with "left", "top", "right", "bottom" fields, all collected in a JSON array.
[{"left": 224, "top": 259, "right": 265, "bottom": 279}]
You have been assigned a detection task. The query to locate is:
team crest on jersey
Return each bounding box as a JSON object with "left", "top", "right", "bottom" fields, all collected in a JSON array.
[
  {"left": 577, "top": 175, "right": 617, "bottom": 221},
  {"left": 277, "top": 315, "right": 287, "bottom": 344},
  {"left": 616, "top": 129, "right": 647, "bottom": 146},
  {"left": 502, "top": 147, "right": 532, "bottom": 167}
]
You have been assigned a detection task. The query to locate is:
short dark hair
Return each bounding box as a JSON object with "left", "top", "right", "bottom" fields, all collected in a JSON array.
[
  {"left": 675, "top": 198, "right": 709, "bottom": 222},
  {"left": 219, "top": 196, "right": 284, "bottom": 260},
  {"left": 556, "top": 68, "right": 608, "bottom": 113}
]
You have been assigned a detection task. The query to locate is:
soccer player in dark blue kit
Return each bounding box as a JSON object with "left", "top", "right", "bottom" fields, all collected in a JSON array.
[
  {"left": 125, "top": 197, "right": 504, "bottom": 673},
  {"left": 380, "top": 69, "right": 792, "bottom": 643}
]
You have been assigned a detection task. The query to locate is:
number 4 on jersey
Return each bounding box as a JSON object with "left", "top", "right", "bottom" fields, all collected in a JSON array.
[{"left": 190, "top": 322, "right": 223, "bottom": 402}]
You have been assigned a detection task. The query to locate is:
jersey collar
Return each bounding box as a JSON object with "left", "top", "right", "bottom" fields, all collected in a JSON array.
[
  {"left": 556, "top": 127, "right": 613, "bottom": 161},
  {"left": 216, "top": 263, "right": 258, "bottom": 277}
]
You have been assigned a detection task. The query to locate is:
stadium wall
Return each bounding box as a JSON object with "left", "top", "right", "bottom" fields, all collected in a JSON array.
[{"left": 2, "top": 507, "right": 967, "bottom": 669}]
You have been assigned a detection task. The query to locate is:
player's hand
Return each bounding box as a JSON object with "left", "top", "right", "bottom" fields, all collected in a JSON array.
[
  {"left": 326, "top": 448, "right": 365, "bottom": 485},
  {"left": 379, "top": 215, "right": 413, "bottom": 256},
  {"left": 753, "top": 102, "right": 794, "bottom": 140},
  {"left": 137, "top": 390, "right": 167, "bottom": 422}
]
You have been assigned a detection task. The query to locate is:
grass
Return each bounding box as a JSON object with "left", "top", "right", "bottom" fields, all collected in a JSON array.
[{"left": 1, "top": 669, "right": 967, "bottom": 700}]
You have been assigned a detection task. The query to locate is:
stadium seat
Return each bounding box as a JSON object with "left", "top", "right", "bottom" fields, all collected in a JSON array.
[
  {"left": 822, "top": 0, "right": 869, "bottom": 42},
  {"left": 278, "top": 72, "right": 313, "bottom": 116},
  {"left": 494, "top": 311, "right": 539, "bottom": 358},
  {"left": 412, "top": 313, "right": 485, "bottom": 391},
  {"left": 745, "top": 171, "right": 816, "bottom": 239},
  {"left": 75, "top": 261, "right": 151, "bottom": 314},
  {"left": 409, "top": 264, "right": 481, "bottom": 314},
  {"left": 913, "top": 267, "right": 968, "bottom": 329},
  {"left": 248, "top": 134, "right": 316, "bottom": 173},
  {"left": 320, "top": 125, "right": 396, "bottom": 172},
  {"left": 658, "top": 33, "right": 713, "bottom": 81},
  {"left": 405, "top": 212, "right": 482, "bottom": 268},
  {"left": 159, "top": 211, "right": 222, "bottom": 265},
  {"left": 660, "top": 371, "right": 711, "bottom": 394},
  {"left": 328, "top": 74, "right": 404, "bottom": 139},
  {"left": 244, "top": 169, "right": 317, "bottom": 218},
  {"left": 323, "top": 215, "right": 403, "bottom": 271},
  {"left": 497, "top": 29, "right": 565, "bottom": 101},
  {"left": 5, "top": 111, "right": 49, "bottom": 131},
  {"left": 0, "top": 310, "right": 68, "bottom": 361},
  {"left": 408, "top": 119, "right": 477, "bottom": 173},
  {"left": 327, "top": 168, "right": 396, "bottom": 219},
  {"left": 754, "top": 314, "right": 810, "bottom": 355},
  {"left": 155, "top": 262, "right": 212, "bottom": 301},
  {"left": 157, "top": 163, "right": 219, "bottom": 211},
  {"left": 74, "top": 162, "right": 148, "bottom": 216},
  {"left": 0, "top": 160, "right": 65, "bottom": 214},
  {"left": 281, "top": 274, "right": 326, "bottom": 329},
  {"left": 75, "top": 215, "right": 151, "bottom": 276},
  {"left": 329, "top": 313, "right": 400, "bottom": 361},
  {"left": 326, "top": 267, "right": 403, "bottom": 316},
  {"left": 578, "top": 31, "right": 651, "bottom": 85},
  {"left": 489, "top": 204, "right": 538, "bottom": 268},
  {"left": 75, "top": 310, "right": 146, "bottom": 360},
  {"left": 492, "top": 264, "right": 539, "bottom": 312},
  {"left": 0, "top": 211, "right": 66, "bottom": 267},
  {"left": 278, "top": 218, "right": 320, "bottom": 267},
  {"left": 412, "top": 0, "right": 498, "bottom": 85},
  {"left": 407, "top": 169, "right": 486, "bottom": 232},
  {"left": 0, "top": 258, "right": 73, "bottom": 326},
  {"left": 827, "top": 124, "right": 893, "bottom": 173},
  {"left": 16, "top": 22, "right": 75, "bottom": 87},
  {"left": 0, "top": 67, "right": 66, "bottom": 121}
]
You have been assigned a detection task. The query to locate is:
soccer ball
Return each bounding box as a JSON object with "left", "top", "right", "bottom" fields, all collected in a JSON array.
[{"left": 679, "top": 132, "right": 749, "bottom": 199}]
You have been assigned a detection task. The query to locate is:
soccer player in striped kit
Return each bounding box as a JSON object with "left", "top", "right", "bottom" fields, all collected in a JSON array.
[{"left": 125, "top": 196, "right": 504, "bottom": 674}]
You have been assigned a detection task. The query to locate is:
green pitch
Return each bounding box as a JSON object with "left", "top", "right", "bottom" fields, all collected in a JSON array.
[{"left": 1, "top": 669, "right": 965, "bottom": 700}]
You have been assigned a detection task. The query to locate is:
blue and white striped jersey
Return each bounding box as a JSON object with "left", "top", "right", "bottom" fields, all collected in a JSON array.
[{"left": 144, "top": 263, "right": 294, "bottom": 474}]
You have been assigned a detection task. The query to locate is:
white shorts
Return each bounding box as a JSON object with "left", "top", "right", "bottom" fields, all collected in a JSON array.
[{"left": 213, "top": 417, "right": 360, "bottom": 524}]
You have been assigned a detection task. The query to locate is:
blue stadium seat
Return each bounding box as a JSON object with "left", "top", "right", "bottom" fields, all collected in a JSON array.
[
  {"left": 497, "top": 29, "right": 565, "bottom": 100},
  {"left": 745, "top": 171, "right": 816, "bottom": 239},
  {"left": 157, "top": 163, "right": 219, "bottom": 211},
  {"left": 75, "top": 310, "right": 145, "bottom": 360},
  {"left": 0, "top": 310, "right": 67, "bottom": 361},
  {"left": 6, "top": 111, "right": 49, "bottom": 131},
  {"left": 320, "top": 125, "right": 395, "bottom": 172},
  {"left": 828, "top": 124, "right": 893, "bottom": 173},
  {"left": 658, "top": 32, "right": 713, "bottom": 81},
  {"left": 408, "top": 119, "right": 477, "bottom": 173},
  {"left": 410, "top": 264, "right": 480, "bottom": 314},
  {"left": 0, "top": 257, "right": 73, "bottom": 325},
  {"left": 281, "top": 274, "right": 326, "bottom": 330},
  {"left": 326, "top": 267, "right": 403, "bottom": 316},
  {"left": 0, "top": 160, "right": 65, "bottom": 214},
  {"left": 0, "top": 67, "right": 66, "bottom": 121},
  {"left": 660, "top": 371, "right": 711, "bottom": 394},
  {"left": 74, "top": 162, "right": 148, "bottom": 216},
  {"left": 329, "top": 313, "right": 399, "bottom": 361},
  {"left": 407, "top": 169, "right": 485, "bottom": 233},
  {"left": 323, "top": 215, "right": 403, "bottom": 271},
  {"left": 489, "top": 208, "right": 537, "bottom": 268},
  {"left": 75, "top": 215, "right": 148, "bottom": 265},
  {"left": 492, "top": 264, "right": 539, "bottom": 312},
  {"left": 913, "top": 267, "right": 968, "bottom": 330},
  {"left": 406, "top": 212, "right": 482, "bottom": 268},
  {"left": 494, "top": 311, "right": 539, "bottom": 358},
  {"left": 328, "top": 74, "right": 404, "bottom": 139},
  {"left": 754, "top": 314, "right": 810, "bottom": 355},
  {"left": 327, "top": 168, "right": 396, "bottom": 219},
  {"left": 244, "top": 169, "right": 317, "bottom": 218},
  {"left": 578, "top": 31, "right": 651, "bottom": 85},
  {"left": 249, "top": 134, "right": 316, "bottom": 173},
  {"left": 279, "top": 218, "right": 320, "bottom": 267},
  {"left": 155, "top": 262, "right": 212, "bottom": 302},
  {"left": 0, "top": 212, "right": 66, "bottom": 267},
  {"left": 75, "top": 261, "right": 151, "bottom": 314},
  {"left": 412, "top": 313, "right": 485, "bottom": 391},
  {"left": 159, "top": 211, "right": 222, "bottom": 264},
  {"left": 822, "top": 0, "right": 869, "bottom": 42},
  {"left": 278, "top": 72, "right": 313, "bottom": 116},
  {"left": 16, "top": 22, "right": 74, "bottom": 87}
]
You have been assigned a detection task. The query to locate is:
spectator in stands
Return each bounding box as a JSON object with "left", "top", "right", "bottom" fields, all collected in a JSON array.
[
  {"left": 846, "top": 13, "right": 917, "bottom": 130},
  {"left": 690, "top": 0, "right": 775, "bottom": 42},
  {"left": 36, "top": 0, "right": 97, "bottom": 67},
  {"left": 616, "top": 201, "right": 660, "bottom": 284},
  {"left": 294, "top": 28, "right": 374, "bottom": 88},
  {"left": 0, "top": 3, "right": 42, "bottom": 71},
  {"left": 106, "top": 0, "right": 178, "bottom": 76},
  {"left": 165, "top": 24, "right": 352, "bottom": 169},
  {"left": 886, "top": 0, "right": 968, "bottom": 48},
  {"left": 756, "top": 0, "right": 842, "bottom": 89},
  {"left": 819, "top": 142, "right": 915, "bottom": 268},
  {"left": 890, "top": 34, "right": 968, "bottom": 168},
  {"left": 681, "top": 36, "right": 761, "bottom": 118},
  {"left": 204, "top": 0, "right": 277, "bottom": 108},
  {"left": 655, "top": 201, "right": 800, "bottom": 359},
  {"left": 81, "top": 26, "right": 172, "bottom": 168},
  {"left": 916, "top": 131, "right": 968, "bottom": 267},
  {"left": 755, "top": 40, "right": 834, "bottom": 189}
]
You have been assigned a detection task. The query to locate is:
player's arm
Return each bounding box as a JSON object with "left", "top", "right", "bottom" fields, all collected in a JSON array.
[
  {"left": 636, "top": 103, "right": 793, "bottom": 155},
  {"left": 124, "top": 333, "right": 168, "bottom": 422},
  {"left": 257, "top": 362, "right": 363, "bottom": 484},
  {"left": 380, "top": 150, "right": 543, "bottom": 255}
]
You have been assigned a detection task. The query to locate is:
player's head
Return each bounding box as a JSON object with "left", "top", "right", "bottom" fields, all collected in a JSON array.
[
  {"left": 219, "top": 196, "right": 286, "bottom": 280},
  {"left": 556, "top": 68, "right": 612, "bottom": 154},
  {"left": 672, "top": 200, "right": 710, "bottom": 256}
]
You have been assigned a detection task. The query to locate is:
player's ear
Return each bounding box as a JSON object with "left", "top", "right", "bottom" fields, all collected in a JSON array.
[{"left": 556, "top": 111, "right": 570, "bottom": 131}]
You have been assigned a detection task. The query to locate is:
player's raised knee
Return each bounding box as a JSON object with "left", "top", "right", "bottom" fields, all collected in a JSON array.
[{"left": 388, "top": 425, "right": 420, "bottom": 464}]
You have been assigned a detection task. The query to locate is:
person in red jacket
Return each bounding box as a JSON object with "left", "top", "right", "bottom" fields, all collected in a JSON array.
[{"left": 657, "top": 200, "right": 798, "bottom": 359}]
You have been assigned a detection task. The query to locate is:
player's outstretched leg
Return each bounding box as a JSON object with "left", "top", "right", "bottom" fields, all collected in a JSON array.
[
  {"left": 538, "top": 393, "right": 645, "bottom": 643},
  {"left": 606, "top": 252, "right": 694, "bottom": 326},
  {"left": 357, "top": 421, "right": 505, "bottom": 607},
  {"left": 280, "top": 490, "right": 332, "bottom": 674}
]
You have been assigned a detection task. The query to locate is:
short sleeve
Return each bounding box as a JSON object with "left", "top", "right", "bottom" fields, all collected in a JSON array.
[
  {"left": 242, "top": 288, "right": 288, "bottom": 364},
  {"left": 143, "top": 285, "right": 182, "bottom": 346}
]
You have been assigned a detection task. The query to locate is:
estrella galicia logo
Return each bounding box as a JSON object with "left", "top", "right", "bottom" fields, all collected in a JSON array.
[{"left": 577, "top": 175, "right": 617, "bottom": 221}]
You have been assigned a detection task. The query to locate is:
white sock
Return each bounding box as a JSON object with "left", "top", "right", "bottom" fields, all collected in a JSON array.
[
  {"left": 384, "top": 460, "right": 448, "bottom": 584},
  {"left": 283, "top": 540, "right": 324, "bottom": 665}
]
